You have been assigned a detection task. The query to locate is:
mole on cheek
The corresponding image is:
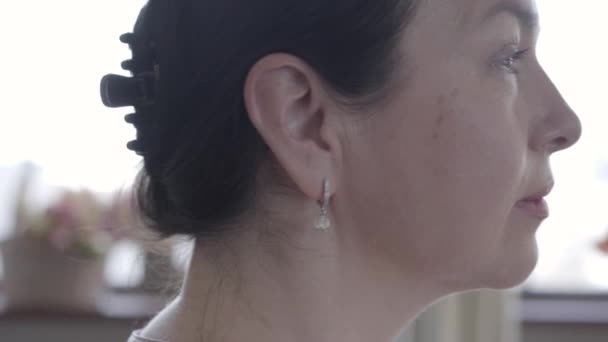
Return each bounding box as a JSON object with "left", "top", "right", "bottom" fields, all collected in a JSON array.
[
  {"left": 433, "top": 88, "right": 460, "bottom": 140},
  {"left": 450, "top": 88, "right": 460, "bottom": 98},
  {"left": 433, "top": 95, "right": 447, "bottom": 140}
]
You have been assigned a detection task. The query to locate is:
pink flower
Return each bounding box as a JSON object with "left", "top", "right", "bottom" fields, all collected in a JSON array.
[
  {"left": 14, "top": 177, "right": 135, "bottom": 258},
  {"left": 49, "top": 226, "right": 76, "bottom": 252}
]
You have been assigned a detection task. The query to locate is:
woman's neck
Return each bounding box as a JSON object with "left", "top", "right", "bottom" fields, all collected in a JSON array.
[{"left": 140, "top": 200, "right": 448, "bottom": 342}]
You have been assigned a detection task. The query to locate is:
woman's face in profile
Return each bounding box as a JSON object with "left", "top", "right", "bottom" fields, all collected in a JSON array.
[{"left": 338, "top": 0, "right": 581, "bottom": 290}]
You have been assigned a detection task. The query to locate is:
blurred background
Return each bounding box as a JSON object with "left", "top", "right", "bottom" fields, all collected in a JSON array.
[{"left": 0, "top": 1, "right": 606, "bottom": 341}]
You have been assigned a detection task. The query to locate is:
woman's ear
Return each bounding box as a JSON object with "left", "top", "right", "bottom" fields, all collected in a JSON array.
[{"left": 243, "top": 53, "right": 339, "bottom": 201}]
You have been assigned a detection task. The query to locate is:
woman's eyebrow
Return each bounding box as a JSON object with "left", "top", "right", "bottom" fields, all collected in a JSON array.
[{"left": 481, "top": 2, "right": 540, "bottom": 32}]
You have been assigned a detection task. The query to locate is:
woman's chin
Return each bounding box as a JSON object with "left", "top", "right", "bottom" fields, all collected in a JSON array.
[{"left": 482, "top": 242, "right": 539, "bottom": 290}]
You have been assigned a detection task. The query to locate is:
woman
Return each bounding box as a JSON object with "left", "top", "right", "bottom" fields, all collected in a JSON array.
[{"left": 100, "top": 0, "right": 581, "bottom": 341}]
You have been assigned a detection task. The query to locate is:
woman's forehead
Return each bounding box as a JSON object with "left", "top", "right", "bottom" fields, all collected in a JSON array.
[
  {"left": 409, "top": 0, "right": 538, "bottom": 37},
  {"left": 416, "top": 0, "right": 537, "bottom": 25}
]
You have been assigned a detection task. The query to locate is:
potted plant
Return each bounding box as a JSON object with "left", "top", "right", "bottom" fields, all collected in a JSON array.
[{"left": 1, "top": 165, "right": 128, "bottom": 313}]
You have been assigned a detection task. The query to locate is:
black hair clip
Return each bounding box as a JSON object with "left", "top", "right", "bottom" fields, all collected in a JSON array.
[
  {"left": 100, "top": 64, "right": 159, "bottom": 108},
  {"left": 100, "top": 1, "right": 174, "bottom": 156},
  {"left": 100, "top": 29, "right": 160, "bottom": 155}
]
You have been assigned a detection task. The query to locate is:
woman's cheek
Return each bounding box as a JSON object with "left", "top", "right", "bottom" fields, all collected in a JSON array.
[{"left": 441, "top": 100, "right": 523, "bottom": 210}]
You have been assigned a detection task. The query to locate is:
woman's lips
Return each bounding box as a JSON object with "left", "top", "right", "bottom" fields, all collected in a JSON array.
[{"left": 515, "top": 198, "right": 549, "bottom": 219}]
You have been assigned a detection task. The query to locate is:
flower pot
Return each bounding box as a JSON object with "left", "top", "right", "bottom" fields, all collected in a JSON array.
[{"left": 0, "top": 237, "right": 105, "bottom": 313}]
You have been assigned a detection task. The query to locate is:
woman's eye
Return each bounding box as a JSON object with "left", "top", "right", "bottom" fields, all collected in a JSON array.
[
  {"left": 498, "top": 48, "right": 531, "bottom": 74},
  {"left": 502, "top": 56, "right": 516, "bottom": 69}
]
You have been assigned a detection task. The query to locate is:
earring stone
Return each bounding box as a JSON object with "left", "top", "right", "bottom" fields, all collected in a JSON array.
[{"left": 314, "top": 178, "right": 331, "bottom": 231}]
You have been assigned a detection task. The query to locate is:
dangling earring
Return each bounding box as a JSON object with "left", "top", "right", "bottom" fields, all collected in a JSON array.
[{"left": 314, "top": 178, "right": 331, "bottom": 231}]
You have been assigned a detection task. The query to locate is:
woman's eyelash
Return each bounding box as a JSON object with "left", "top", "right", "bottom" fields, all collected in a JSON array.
[{"left": 500, "top": 48, "right": 531, "bottom": 74}]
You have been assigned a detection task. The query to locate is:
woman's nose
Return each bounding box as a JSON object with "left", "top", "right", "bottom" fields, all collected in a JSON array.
[
  {"left": 530, "top": 71, "right": 583, "bottom": 154},
  {"left": 542, "top": 107, "right": 582, "bottom": 154}
]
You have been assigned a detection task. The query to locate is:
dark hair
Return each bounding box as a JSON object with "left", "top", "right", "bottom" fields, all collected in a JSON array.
[{"left": 102, "top": 0, "right": 419, "bottom": 239}]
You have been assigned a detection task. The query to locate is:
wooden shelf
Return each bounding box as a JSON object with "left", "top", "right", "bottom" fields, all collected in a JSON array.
[
  {"left": 0, "top": 290, "right": 169, "bottom": 320},
  {"left": 522, "top": 291, "right": 608, "bottom": 324}
]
